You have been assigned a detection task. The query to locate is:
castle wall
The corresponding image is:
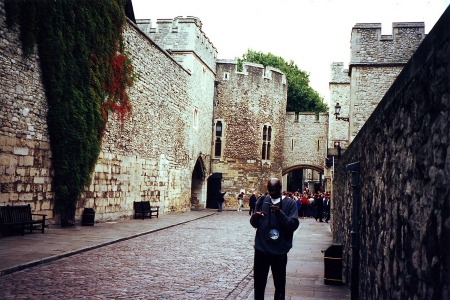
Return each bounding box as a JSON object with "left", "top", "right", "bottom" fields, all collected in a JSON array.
[
  {"left": 0, "top": 1, "right": 54, "bottom": 218},
  {"left": 348, "top": 23, "right": 425, "bottom": 142},
  {"left": 0, "top": 4, "right": 214, "bottom": 223},
  {"left": 332, "top": 11, "right": 450, "bottom": 298},
  {"left": 83, "top": 21, "right": 214, "bottom": 220},
  {"left": 213, "top": 60, "right": 287, "bottom": 207}
]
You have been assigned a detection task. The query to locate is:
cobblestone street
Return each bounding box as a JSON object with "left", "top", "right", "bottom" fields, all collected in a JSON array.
[
  {"left": 0, "top": 211, "right": 349, "bottom": 299},
  {"left": 0, "top": 212, "right": 256, "bottom": 300}
]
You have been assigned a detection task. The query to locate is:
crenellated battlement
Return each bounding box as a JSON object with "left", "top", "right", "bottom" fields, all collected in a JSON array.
[
  {"left": 216, "top": 59, "right": 286, "bottom": 86},
  {"left": 350, "top": 22, "right": 425, "bottom": 64},
  {"left": 136, "top": 16, "right": 217, "bottom": 73},
  {"left": 330, "top": 62, "right": 349, "bottom": 84}
]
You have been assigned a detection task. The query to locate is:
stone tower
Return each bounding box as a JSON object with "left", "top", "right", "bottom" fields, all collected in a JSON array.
[
  {"left": 348, "top": 22, "right": 425, "bottom": 142},
  {"left": 212, "top": 60, "right": 287, "bottom": 204}
]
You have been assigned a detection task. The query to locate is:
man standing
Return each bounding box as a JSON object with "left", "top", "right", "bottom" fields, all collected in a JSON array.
[
  {"left": 249, "top": 193, "right": 258, "bottom": 215},
  {"left": 237, "top": 192, "right": 244, "bottom": 211},
  {"left": 217, "top": 189, "right": 226, "bottom": 212},
  {"left": 250, "top": 178, "right": 299, "bottom": 299}
]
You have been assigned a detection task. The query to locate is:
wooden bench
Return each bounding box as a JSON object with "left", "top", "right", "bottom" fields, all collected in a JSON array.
[
  {"left": 133, "top": 201, "right": 159, "bottom": 219},
  {"left": 0, "top": 204, "right": 46, "bottom": 238}
]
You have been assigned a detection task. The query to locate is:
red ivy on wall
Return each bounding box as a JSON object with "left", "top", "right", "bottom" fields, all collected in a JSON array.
[{"left": 102, "top": 52, "right": 135, "bottom": 125}]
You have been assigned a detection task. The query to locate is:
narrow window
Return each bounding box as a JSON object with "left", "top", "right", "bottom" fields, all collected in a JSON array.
[
  {"left": 193, "top": 107, "right": 198, "bottom": 128},
  {"left": 216, "top": 121, "right": 222, "bottom": 137},
  {"left": 262, "top": 141, "right": 266, "bottom": 159},
  {"left": 261, "top": 125, "right": 272, "bottom": 160},
  {"left": 291, "top": 139, "right": 294, "bottom": 151},
  {"left": 214, "top": 137, "right": 222, "bottom": 157}
]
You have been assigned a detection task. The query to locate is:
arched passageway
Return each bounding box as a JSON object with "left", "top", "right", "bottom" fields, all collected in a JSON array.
[
  {"left": 191, "top": 157, "right": 206, "bottom": 209},
  {"left": 282, "top": 164, "right": 326, "bottom": 194}
]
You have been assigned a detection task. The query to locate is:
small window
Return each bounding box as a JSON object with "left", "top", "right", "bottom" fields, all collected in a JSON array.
[
  {"left": 193, "top": 107, "right": 198, "bottom": 128},
  {"left": 223, "top": 72, "right": 229, "bottom": 80}
]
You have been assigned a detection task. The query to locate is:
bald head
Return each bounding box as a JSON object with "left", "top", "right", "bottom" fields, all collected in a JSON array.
[{"left": 267, "top": 178, "right": 281, "bottom": 199}]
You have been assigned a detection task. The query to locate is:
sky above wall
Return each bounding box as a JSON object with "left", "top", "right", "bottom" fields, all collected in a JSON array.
[{"left": 132, "top": 0, "right": 450, "bottom": 105}]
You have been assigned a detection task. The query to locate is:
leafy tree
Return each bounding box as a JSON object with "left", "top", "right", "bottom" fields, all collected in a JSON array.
[{"left": 238, "top": 50, "right": 327, "bottom": 113}]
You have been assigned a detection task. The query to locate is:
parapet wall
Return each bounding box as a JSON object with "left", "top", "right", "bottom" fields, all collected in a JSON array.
[
  {"left": 350, "top": 22, "right": 425, "bottom": 64},
  {"left": 332, "top": 8, "right": 450, "bottom": 299},
  {"left": 330, "top": 62, "right": 350, "bottom": 83},
  {"left": 136, "top": 16, "right": 217, "bottom": 73}
]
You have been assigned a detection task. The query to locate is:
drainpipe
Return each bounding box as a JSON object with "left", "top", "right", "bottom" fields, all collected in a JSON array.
[{"left": 347, "top": 161, "right": 360, "bottom": 300}]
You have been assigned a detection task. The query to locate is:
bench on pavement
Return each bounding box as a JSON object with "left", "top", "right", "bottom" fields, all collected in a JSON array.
[
  {"left": 133, "top": 201, "right": 159, "bottom": 219},
  {"left": 0, "top": 204, "right": 46, "bottom": 238}
]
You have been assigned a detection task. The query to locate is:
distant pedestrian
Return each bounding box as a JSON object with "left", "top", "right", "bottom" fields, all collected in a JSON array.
[
  {"left": 315, "top": 193, "right": 324, "bottom": 222},
  {"left": 250, "top": 178, "right": 299, "bottom": 299},
  {"left": 249, "top": 193, "right": 257, "bottom": 215},
  {"left": 237, "top": 192, "right": 244, "bottom": 211},
  {"left": 217, "top": 190, "right": 226, "bottom": 212}
]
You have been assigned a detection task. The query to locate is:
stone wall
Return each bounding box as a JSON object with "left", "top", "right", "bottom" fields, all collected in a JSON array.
[
  {"left": 283, "top": 112, "right": 328, "bottom": 172},
  {"left": 83, "top": 21, "right": 214, "bottom": 220},
  {"left": 332, "top": 9, "right": 450, "bottom": 299},
  {"left": 329, "top": 62, "right": 350, "bottom": 148},
  {"left": 0, "top": 4, "right": 214, "bottom": 223},
  {"left": 213, "top": 60, "right": 287, "bottom": 206},
  {"left": 348, "top": 22, "right": 426, "bottom": 142},
  {"left": 0, "top": 1, "right": 54, "bottom": 218}
]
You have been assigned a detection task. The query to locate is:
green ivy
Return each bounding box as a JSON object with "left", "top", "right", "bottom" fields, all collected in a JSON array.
[{"left": 5, "top": 0, "right": 135, "bottom": 226}]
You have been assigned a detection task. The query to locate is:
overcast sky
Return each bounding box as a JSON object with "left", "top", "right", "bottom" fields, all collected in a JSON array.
[{"left": 131, "top": 0, "right": 450, "bottom": 104}]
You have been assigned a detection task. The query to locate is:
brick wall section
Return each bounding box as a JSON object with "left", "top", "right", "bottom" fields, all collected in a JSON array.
[
  {"left": 0, "top": 1, "right": 54, "bottom": 217},
  {"left": 213, "top": 60, "right": 287, "bottom": 206},
  {"left": 349, "top": 23, "right": 425, "bottom": 142},
  {"left": 332, "top": 9, "right": 450, "bottom": 299}
]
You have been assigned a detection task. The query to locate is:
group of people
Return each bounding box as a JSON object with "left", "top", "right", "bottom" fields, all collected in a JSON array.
[{"left": 217, "top": 183, "right": 331, "bottom": 299}]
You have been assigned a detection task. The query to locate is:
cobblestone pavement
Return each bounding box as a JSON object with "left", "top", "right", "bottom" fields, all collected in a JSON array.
[
  {"left": 0, "top": 211, "right": 350, "bottom": 299},
  {"left": 0, "top": 212, "right": 256, "bottom": 300}
]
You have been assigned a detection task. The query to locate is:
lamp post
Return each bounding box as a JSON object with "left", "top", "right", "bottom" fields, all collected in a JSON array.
[{"left": 334, "top": 103, "right": 349, "bottom": 122}]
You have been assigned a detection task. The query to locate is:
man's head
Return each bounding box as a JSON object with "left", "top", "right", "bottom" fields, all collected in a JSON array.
[{"left": 267, "top": 178, "right": 282, "bottom": 199}]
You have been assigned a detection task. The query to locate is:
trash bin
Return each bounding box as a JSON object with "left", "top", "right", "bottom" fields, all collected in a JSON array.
[
  {"left": 323, "top": 244, "right": 343, "bottom": 285},
  {"left": 82, "top": 208, "right": 95, "bottom": 226}
]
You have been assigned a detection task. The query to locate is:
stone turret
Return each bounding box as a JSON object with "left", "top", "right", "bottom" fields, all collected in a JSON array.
[
  {"left": 136, "top": 16, "right": 217, "bottom": 73},
  {"left": 350, "top": 22, "right": 425, "bottom": 64},
  {"left": 348, "top": 22, "right": 425, "bottom": 142}
]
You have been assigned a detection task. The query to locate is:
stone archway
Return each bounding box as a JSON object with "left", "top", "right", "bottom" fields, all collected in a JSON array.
[
  {"left": 282, "top": 164, "right": 325, "bottom": 193},
  {"left": 191, "top": 157, "right": 206, "bottom": 210}
]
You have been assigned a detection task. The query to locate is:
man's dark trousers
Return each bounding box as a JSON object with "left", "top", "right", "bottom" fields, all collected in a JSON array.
[{"left": 254, "top": 249, "right": 287, "bottom": 300}]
